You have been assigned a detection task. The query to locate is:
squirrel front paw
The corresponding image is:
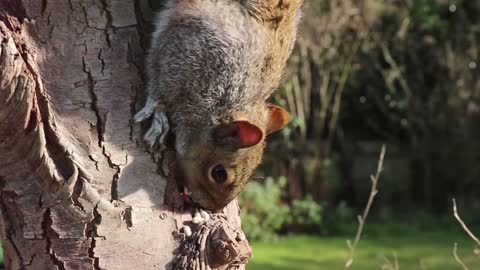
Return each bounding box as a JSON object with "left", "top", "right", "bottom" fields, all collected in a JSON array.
[
  {"left": 134, "top": 99, "right": 170, "bottom": 148},
  {"left": 143, "top": 110, "right": 170, "bottom": 148}
]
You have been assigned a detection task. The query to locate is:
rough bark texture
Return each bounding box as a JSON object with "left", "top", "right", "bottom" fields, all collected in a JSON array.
[{"left": 0, "top": 1, "right": 250, "bottom": 269}]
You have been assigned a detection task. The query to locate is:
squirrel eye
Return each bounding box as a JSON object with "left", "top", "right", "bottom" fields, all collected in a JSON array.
[{"left": 210, "top": 164, "right": 228, "bottom": 183}]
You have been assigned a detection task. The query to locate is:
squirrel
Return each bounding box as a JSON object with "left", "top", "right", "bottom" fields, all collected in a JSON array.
[{"left": 134, "top": 0, "right": 303, "bottom": 211}]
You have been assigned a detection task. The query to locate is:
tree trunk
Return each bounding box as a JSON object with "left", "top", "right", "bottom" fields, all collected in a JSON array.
[{"left": 0, "top": 1, "right": 250, "bottom": 269}]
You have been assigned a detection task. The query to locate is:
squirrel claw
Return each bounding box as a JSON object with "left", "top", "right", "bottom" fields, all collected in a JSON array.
[
  {"left": 134, "top": 98, "right": 157, "bottom": 122},
  {"left": 144, "top": 110, "right": 170, "bottom": 148},
  {"left": 133, "top": 108, "right": 152, "bottom": 123}
]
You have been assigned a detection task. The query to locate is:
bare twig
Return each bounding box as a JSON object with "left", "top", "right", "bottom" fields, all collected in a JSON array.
[
  {"left": 452, "top": 198, "right": 480, "bottom": 270},
  {"left": 419, "top": 259, "right": 428, "bottom": 270},
  {"left": 394, "top": 252, "right": 399, "bottom": 270},
  {"left": 452, "top": 198, "right": 480, "bottom": 247},
  {"left": 381, "top": 255, "right": 393, "bottom": 270},
  {"left": 453, "top": 243, "right": 469, "bottom": 270},
  {"left": 381, "top": 252, "right": 399, "bottom": 270},
  {"left": 344, "top": 145, "right": 386, "bottom": 270}
]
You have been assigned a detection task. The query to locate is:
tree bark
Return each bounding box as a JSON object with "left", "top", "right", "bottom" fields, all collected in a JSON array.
[{"left": 0, "top": 1, "right": 250, "bottom": 269}]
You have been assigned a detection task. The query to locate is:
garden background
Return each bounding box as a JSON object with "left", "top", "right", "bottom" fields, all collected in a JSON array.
[{"left": 242, "top": 1, "right": 480, "bottom": 269}]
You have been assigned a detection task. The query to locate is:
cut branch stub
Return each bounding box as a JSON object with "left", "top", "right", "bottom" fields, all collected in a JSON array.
[
  {"left": 172, "top": 214, "right": 252, "bottom": 270},
  {"left": 208, "top": 225, "right": 251, "bottom": 269}
]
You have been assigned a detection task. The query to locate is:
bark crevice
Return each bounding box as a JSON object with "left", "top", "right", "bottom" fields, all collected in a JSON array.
[
  {"left": 0, "top": 193, "right": 23, "bottom": 268},
  {"left": 82, "top": 54, "right": 104, "bottom": 146},
  {"left": 70, "top": 175, "right": 86, "bottom": 213},
  {"left": 86, "top": 203, "right": 102, "bottom": 269},
  {"left": 18, "top": 24, "right": 75, "bottom": 182},
  {"left": 43, "top": 209, "right": 67, "bottom": 270},
  {"left": 99, "top": 0, "right": 112, "bottom": 46}
]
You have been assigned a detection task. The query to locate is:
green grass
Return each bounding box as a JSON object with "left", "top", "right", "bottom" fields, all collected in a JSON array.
[{"left": 249, "top": 233, "right": 480, "bottom": 270}]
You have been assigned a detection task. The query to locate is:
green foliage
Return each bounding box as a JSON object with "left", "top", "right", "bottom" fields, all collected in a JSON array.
[
  {"left": 238, "top": 177, "right": 290, "bottom": 241},
  {"left": 410, "top": 0, "right": 450, "bottom": 36},
  {"left": 239, "top": 177, "right": 325, "bottom": 241},
  {"left": 286, "top": 196, "right": 323, "bottom": 233},
  {"left": 264, "top": 0, "right": 480, "bottom": 212},
  {"left": 321, "top": 202, "right": 356, "bottom": 236},
  {"left": 341, "top": 0, "right": 480, "bottom": 211}
]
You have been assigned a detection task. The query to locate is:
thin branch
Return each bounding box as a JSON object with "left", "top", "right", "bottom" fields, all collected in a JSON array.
[
  {"left": 419, "top": 259, "right": 428, "bottom": 270},
  {"left": 381, "top": 255, "right": 393, "bottom": 270},
  {"left": 453, "top": 243, "right": 469, "bottom": 270},
  {"left": 394, "top": 252, "right": 399, "bottom": 270},
  {"left": 452, "top": 198, "right": 480, "bottom": 247},
  {"left": 381, "top": 252, "right": 399, "bottom": 270},
  {"left": 344, "top": 145, "right": 386, "bottom": 270}
]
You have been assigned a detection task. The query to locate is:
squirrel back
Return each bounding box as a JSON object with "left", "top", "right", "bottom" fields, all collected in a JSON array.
[{"left": 137, "top": 0, "right": 303, "bottom": 210}]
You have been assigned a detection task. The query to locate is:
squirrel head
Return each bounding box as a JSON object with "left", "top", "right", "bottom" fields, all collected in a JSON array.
[{"left": 176, "top": 105, "right": 289, "bottom": 211}]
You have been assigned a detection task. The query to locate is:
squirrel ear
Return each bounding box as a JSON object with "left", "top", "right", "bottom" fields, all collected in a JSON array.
[
  {"left": 214, "top": 121, "right": 264, "bottom": 149},
  {"left": 267, "top": 105, "right": 289, "bottom": 135}
]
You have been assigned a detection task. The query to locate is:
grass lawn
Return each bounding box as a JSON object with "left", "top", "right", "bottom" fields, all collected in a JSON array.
[{"left": 249, "top": 233, "right": 480, "bottom": 270}]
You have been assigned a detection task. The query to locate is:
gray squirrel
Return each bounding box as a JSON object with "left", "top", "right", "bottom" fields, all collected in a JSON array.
[{"left": 134, "top": 0, "right": 303, "bottom": 211}]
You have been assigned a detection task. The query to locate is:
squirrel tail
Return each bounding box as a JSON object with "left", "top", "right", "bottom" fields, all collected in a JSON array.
[{"left": 240, "top": 0, "right": 303, "bottom": 24}]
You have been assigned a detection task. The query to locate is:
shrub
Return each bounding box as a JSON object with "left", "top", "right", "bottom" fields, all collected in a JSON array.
[
  {"left": 239, "top": 176, "right": 327, "bottom": 240},
  {"left": 238, "top": 177, "right": 290, "bottom": 241},
  {"left": 286, "top": 196, "right": 323, "bottom": 233}
]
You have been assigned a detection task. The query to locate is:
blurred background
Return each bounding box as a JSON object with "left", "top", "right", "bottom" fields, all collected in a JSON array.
[{"left": 241, "top": 0, "right": 480, "bottom": 269}]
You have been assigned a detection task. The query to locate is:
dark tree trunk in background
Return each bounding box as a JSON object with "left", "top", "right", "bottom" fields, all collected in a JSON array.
[{"left": 0, "top": 1, "right": 250, "bottom": 269}]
